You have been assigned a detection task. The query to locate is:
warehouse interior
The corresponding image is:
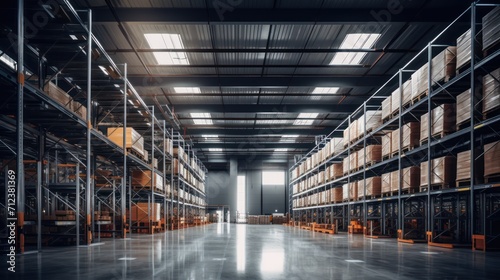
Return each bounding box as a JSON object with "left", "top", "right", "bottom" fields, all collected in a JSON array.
[{"left": 0, "top": 0, "right": 500, "bottom": 279}]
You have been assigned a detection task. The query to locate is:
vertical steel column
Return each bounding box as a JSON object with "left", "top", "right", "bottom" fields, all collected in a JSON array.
[
  {"left": 426, "top": 44, "right": 433, "bottom": 237},
  {"left": 16, "top": 0, "right": 25, "bottom": 254},
  {"left": 346, "top": 116, "right": 351, "bottom": 230},
  {"left": 76, "top": 163, "right": 80, "bottom": 246},
  {"left": 36, "top": 161, "right": 42, "bottom": 251},
  {"left": 85, "top": 9, "right": 93, "bottom": 245},
  {"left": 128, "top": 175, "right": 132, "bottom": 233},
  {"left": 469, "top": 2, "right": 476, "bottom": 239},
  {"left": 362, "top": 103, "right": 367, "bottom": 230},
  {"left": 398, "top": 70, "right": 403, "bottom": 233},
  {"left": 112, "top": 179, "right": 116, "bottom": 238},
  {"left": 122, "top": 63, "right": 127, "bottom": 238},
  {"left": 163, "top": 121, "right": 167, "bottom": 230},
  {"left": 151, "top": 106, "right": 155, "bottom": 234},
  {"left": 170, "top": 128, "right": 174, "bottom": 230}
]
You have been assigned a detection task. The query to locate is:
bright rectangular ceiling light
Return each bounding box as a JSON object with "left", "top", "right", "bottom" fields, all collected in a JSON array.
[
  {"left": 275, "top": 148, "right": 288, "bottom": 152},
  {"left": 330, "top": 33, "right": 381, "bottom": 65},
  {"left": 174, "top": 87, "right": 201, "bottom": 93},
  {"left": 98, "top": 65, "right": 109, "bottom": 76},
  {"left": 282, "top": 135, "right": 299, "bottom": 138},
  {"left": 69, "top": 34, "right": 78, "bottom": 40},
  {"left": 209, "top": 148, "right": 223, "bottom": 152},
  {"left": 293, "top": 113, "right": 319, "bottom": 126},
  {"left": 312, "top": 87, "right": 340, "bottom": 94},
  {"left": 202, "top": 135, "right": 219, "bottom": 138},
  {"left": 144, "top": 33, "right": 189, "bottom": 65},
  {"left": 191, "top": 112, "right": 213, "bottom": 125},
  {"left": 281, "top": 135, "right": 298, "bottom": 142}
]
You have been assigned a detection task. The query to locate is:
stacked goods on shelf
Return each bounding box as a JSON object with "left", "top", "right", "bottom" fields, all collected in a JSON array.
[
  {"left": 54, "top": 210, "right": 76, "bottom": 221},
  {"left": 350, "top": 119, "right": 358, "bottom": 143},
  {"left": 402, "top": 166, "right": 420, "bottom": 193},
  {"left": 482, "top": 7, "right": 500, "bottom": 53},
  {"left": 382, "top": 95, "right": 392, "bottom": 121},
  {"left": 391, "top": 129, "right": 400, "bottom": 155},
  {"left": 131, "top": 203, "right": 161, "bottom": 222},
  {"left": 402, "top": 122, "right": 420, "bottom": 151},
  {"left": 272, "top": 215, "right": 287, "bottom": 225},
  {"left": 342, "top": 181, "right": 358, "bottom": 201},
  {"left": 329, "top": 163, "right": 343, "bottom": 180},
  {"left": 420, "top": 104, "right": 456, "bottom": 143},
  {"left": 420, "top": 156, "right": 456, "bottom": 189},
  {"left": 382, "top": 132, "right": 392, "bottom": 159},
  {"left": 391, "top": 170, "right": 399, "bottom": 193},
  {"left": 411, "top": 63, "right": 429, "bottom": 101},
  {"left": 382, "top": 172, "right": 391, "bottom": 194},
  {"left": 43, "top": 81, "right": 88, "bottom": 120},
  {"left": 455, "top": 89, "right": 482, "bottom": 129},
  {"left": 391, "top": 80, "right": 412, "bottom": 114},
  {"left": 164, "top": 138, "right": 173, "bottom": 156},
  {"left": 131, "top": 170, "right": 164, "bottom": 192},
  {"left": 330, "top": 187, "right": 343, "bottom": 203},
  {"left": 456, "top": 29, "right": 482, "bottom": 73},
  {"left": 361, "top": 176, "right": 382, "bottom": 198},
  {"left": 358, "top": 145, "right": 382, "bottom": 166},
  {"left": 431, "top": 46, "right": 457, "bottom": 84},
  {"left": 94, "top": 211, "right": 111, "bottom": 221},
  {"left": 343, "top": 152, "right": 358, "bottom": 174},
  {"left": 483, "top": 68, "right": 500, "bottom": 116},
  {"left": 330, "top": 137, "right": 344, "bottom": 155},
  {"left": 107, "top": 127, "right": 145, "bottom": 158},
  {"left": 357, "top": 110, "right": 382, "bottom": 138},
  {"left": 456, "top": 149, "right": 484, "bottom": 185},
  {"left": 484, "top": 141, "right": 500, "bottom": 180}
]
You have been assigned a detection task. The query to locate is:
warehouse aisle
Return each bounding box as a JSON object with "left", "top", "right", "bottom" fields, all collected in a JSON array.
[{"left": 2, "top": 224, "right": 500, "bottom": 279}]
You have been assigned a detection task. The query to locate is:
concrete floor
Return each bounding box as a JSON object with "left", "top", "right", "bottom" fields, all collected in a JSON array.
[{"left": 2, "top": 224, "right": 500, "bottom": 279}]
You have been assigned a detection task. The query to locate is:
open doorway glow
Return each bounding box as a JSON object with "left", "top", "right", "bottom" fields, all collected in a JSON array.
[{"left": 237, "top": 175, "right": 246, "bottom": 220}]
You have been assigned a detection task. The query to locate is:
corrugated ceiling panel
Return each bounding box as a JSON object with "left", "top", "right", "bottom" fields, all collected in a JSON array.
[
  {"left": 321, "top": 0, "right": 397, "bottom": 8},
  {"left": 268, "top": 25, "right": 314, "bottom": 48},
  {"left": 216, "top": 53, "right": 265, "bottom": 65},
  {"left": 293, "top": 67, "right": 369, "bottom": 75},
  {"left": 168, "top": 96, "right": 221, "bottom": 104},
  {"left": 214, "top": 120, "right": 254, "bottom": 125},
  {"left": 212, "top": 25, "right": 270, "bottom": 49},
  {"left": 261, "top": 88, "right": 288, "bottom": 94},
  {"left": 109, "top": 0, "right": 206, "bottom": 8},
  {"left": 223, "top": 96, "right": 258, "bottom": 104},
  {"left": 147, "top": 66, "right": 217, "bottom": 75},
  {"left": 263, "top": 68, "right": 297, "bottom": 75},
  {"left": 218, "top": 67, "right": 262, "bottom": 75},
  {"left": 221, "top": 88, "right": 260, "bottom": 94},
  {"left": 258, "top": 113, "right": 297, "bottom": 118},
  {"left": 282, "top": 96, "right": 339, "bottom": 104},
  {"left": 258, "top": 96, "right": 283, "bottom": 104},
  {"left": 93, "top": 24, "right": 130, "bottom": 49},
  {"left": 235, "top": 0, "right": 275, "bottom": 8},
  {"left": 266, "top": 53, "right": 302, "bottom": 65},
  {"left": 276, "top": 0, "right": 324, "bottom": 9}
]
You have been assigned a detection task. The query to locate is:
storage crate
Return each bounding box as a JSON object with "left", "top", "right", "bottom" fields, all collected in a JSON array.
[
  {"left": 483, "top": 68, "right": 500, "bottom": 115},
  {"left": 330, "top": 163, "right": 343, "bottom": 179},
  {"left": 382, "top": 132, "right": 392, "bottom": 158},
  {"left": 420, "top": 104, "right": 456, "bottom": 142},
  {"left": 349, "top": 181, "right": 358, "bottom": 201},
  {"left": 343, "top": 127, "right": 350, "bottom": 147},
  {"left": 331, "top": 187, "right": 343, "bottom": 203},
  {"left": 363, "top": 176, "right": 382, "bottom": 198},
  {"left": 358, "top": 145, "right": 382, "bottom": 166},
  {"left": 131, "top": 170, "right": 164, "bottom": 191},
  {"left": 456, "top": 149, "right": 484, "bottom": 185},
  {"left": 330, "top": 137, "right": 344, "bottom": 155},
  {"left": 402, "top": 80, "right": 413, "bottom": 107},
  {"left": 382, "top": 95, "right": 392, "bottom": 121},
  {"left": 484, "top": 141, "right": 500, "bottom": 178},
  {"left": 382, "top": 172, "right": 391, "bottom": 194},
  {"left": 431, "top": 46, "right": 457, "bottom": 84},
  {"left": 402, "top": 166, "right": 420, "bottom": 192},
  {"left": 402, "top": 122, "right": 420, "bottom": 151},
  {"left": 391, "top": 129, "right": 400, "bottom": 155},
  {"left": 482, "top": 6, "right": 500, "bottom": 52},
  {"left": 391, "top": 81, "right": 412, "bottom": 113},
  {"left": 131, "top": 203, "right": 161, "bottom": 222},
  {"left": 456, "top": 90, "right": 472, "bottom": 129},
  {"left": 456, "top": 29, "right": 481, "bottom": 72},
  {"left": 358, "top": 110, "right": 382, "bottom": 137},
  {"left": 107, "top": 127, "right": 145, "bottom": 157},
  {"left": 420, "top": 156, "right": 456, "bottom": 188},
  {"left": 411, "top": 63, "right": 429, "bottom": 101},
  {"left": 391, "top": 170, "right": 399, "bottom": 192},
  {"left": 349, "top": 119, "right": 358, "bottom": 143},
  {"left": 43, "top": 81, "right": 73, "bottom": 109},
  {"left": 72, "top": 101, "right": 87, "bottom": 120}
]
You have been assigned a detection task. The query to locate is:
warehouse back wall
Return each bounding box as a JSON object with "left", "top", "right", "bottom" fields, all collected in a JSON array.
[{"left": 206, "top": 160, "right": 290, "bottom": 220}]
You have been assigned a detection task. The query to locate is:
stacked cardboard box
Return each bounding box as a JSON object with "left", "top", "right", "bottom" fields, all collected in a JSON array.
[
  {"left": 402, "top": 166, "right": 420, "bottom": 192},
  {"left": 483, "top": 68, "right": 500, "bottom": 115},
  {"left": 107, "top": 127, "right": 145, "bottom": 157},
  {"left": 482, "top": 7, "right": 500, "bottom": 52},
  {"left": 431, "top": 46, "right": 457, "bottom": 84},
  {"left": 484, "top": 141, "right": 500, "bottom": 178},
  {"left": 420, "top": 156, "right": 456, "bottom": 188}
]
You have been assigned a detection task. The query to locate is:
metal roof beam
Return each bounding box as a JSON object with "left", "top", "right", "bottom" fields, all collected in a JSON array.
[{"left": 171, "top": 104, "right": 358, "bottom": 113}]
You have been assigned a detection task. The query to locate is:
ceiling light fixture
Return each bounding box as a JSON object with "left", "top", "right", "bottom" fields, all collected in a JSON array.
[
  {"left": 330, "top": 33, "right": 381, "bottom": 65},
  {"left": 144, "top": 33, "right": 189, "bottom": 65},
  {"left": 293, "top": 113, "right": 319, "bottom": 126}
]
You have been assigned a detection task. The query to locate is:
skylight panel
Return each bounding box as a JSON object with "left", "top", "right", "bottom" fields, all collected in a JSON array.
[
  {"left": 208, "top": 148, "right": 222, "bottom": 152},
  {"left": 293, "top": 113, "right": 319, "bottom": 126},
  {"left": 274, "top": 148, "right": 288, "bottom": 152},
  {"left": 144, "top": 33, "right": 189, "bottom": 65},
  {"left": 174, "top": 87, "right": 201, "bottom": 93},
  {"left": 312, "top": 87, "right": 340, "bottom": 94},
  {"left": 329, "top": 33, "right": 381, "bottom": 65},
  {"left": 191, "top": 112, "right": 213, "bottom": 125}
]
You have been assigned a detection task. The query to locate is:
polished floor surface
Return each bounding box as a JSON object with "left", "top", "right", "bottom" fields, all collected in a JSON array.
[{"left": 2, "top": 223, "right": 500, "bottom": 279}]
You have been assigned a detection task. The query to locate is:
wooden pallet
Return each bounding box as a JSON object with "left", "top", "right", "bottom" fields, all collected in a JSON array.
[
  {"left": 132, "top": 185, "right": 163, "bottom": 194},
  {"left": 420, "top": 183, "right": 451, "bottom": 192},
  {"left": 365, "top": 160, "right": 379, "bottom": 167},
  {"left": 483, "top": 107, "right": 500, "bottom": 120},
  {"left": 401, "top": 144, "right": 419, "bottom": 153},
  {"left": 382, "top": 154, "right": 392, "bottom": 161},
  {"left": 127, "top": 148, "right": 145, "bottom": 161},
  {"left": 484, "top": 174, "right": 500, "bottom": 184},
  {"left": 483, "top": 40, "right": 500, "bottom": 58},
  {"left": 382, "top": 191, "right": 398, "bottom": 197},
  {"left": 420, "top": 131, "right": 449, "bottom": 145},
  {"left": 412, "top": 90, "right": 429, "bottom": 104},
  {"left": 456, "top": 62, "right": 471, "bottom": 75},
  {"left": 456, "top": 120, "right": 471, "bottom": 131},
  {"left": 456, "top": 179, "right": 472, "bottom": 187},
  {"left": 401, "top": 187, "right": 418, "bottom": 195}
]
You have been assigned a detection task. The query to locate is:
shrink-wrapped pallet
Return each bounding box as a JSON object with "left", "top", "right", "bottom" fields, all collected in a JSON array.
[
  {"left": 382, "top": 132, "right": 392, "bottom": 158},
  {"left": 351, "top": 152, "right": 358, "bottom": 171},
  {"left": 391, "top": 129, "right": 400, "bottom": 155},
  {"left": 420, "top": 104, "right": 456, "bottom": 142},
  {"left": 391, "top": 170, "right": 399, "bottom": 192},
  {"left": 483, "top": 68, "right": 500, "bottom": 115},
  {"left": 318, "top": 171, "right": 325, "bottom": 185},
  {"left": 456, "top": 89, "right": 472, "bottom": 128},
  {"left": 456, "top": 149, "right": 484, "bottom": 183},
  {"left": 350, "top": 119, "right": 358, "bottom": 143},
  {"left": 343, "top": 127, "right": 350, "bottom": 147},
  {"left": 456, "top": 29, "right": 481, "bottom": 72},
  {"left": 358, "top": 110, "right": 382, "bottom": 137},
  {"left": 330, "top": 137, "right": 344, "bottom": 155},
  {"left": 107, "top": 127, "right": 145, "bottom": 157},
  {"left": 482, "top": 6, "right": 500, "bottom": 52},
  {"left": 131, "top": 203, "right": 161, "bottom": 222},
  {"left": 382, "top": 95, "right": 392, "bottom": 121},
  {"left": 484, "top": 141, "right": 500, "bottom": 178},
  {"left": 391, "top": 81, "right": 411, "bottom": 113},
  {"left": 330, "top": 163, "right": 343, "bottom": 179},
  {"left": 431, "top": 46, "right": 457, "bottom": 84},
  {"left": 402, "top": 166, "right": 420, "bottom": 192},
  {"left": 363, "top": 176, "right": 382, "bottom": 197},
  {"left": 358, "top": 145, "right": 382, "bottom": 166},
  {"left": 331, "top": 187, "right": 343, "bottom": 203},
  {"left": 420, "top": 156, "right": 456, "bottom": 188},
  {"left": 411, "top": 63, "right": 429, "bottom": 101},
  {"left": 349, "top": 181, "right": 358, "bottom": 201},
  {"left": 402, "top": 122, "right": 420, "bottom": 151},
  {"left": 342, "top": 184, "right": 349, "bottom": 201},
  {"left": 324, "top": 167, "right": 331, "bottom": 183},
  {"left": 381, "top": 172, "right": 392, "bottom": 194}
]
